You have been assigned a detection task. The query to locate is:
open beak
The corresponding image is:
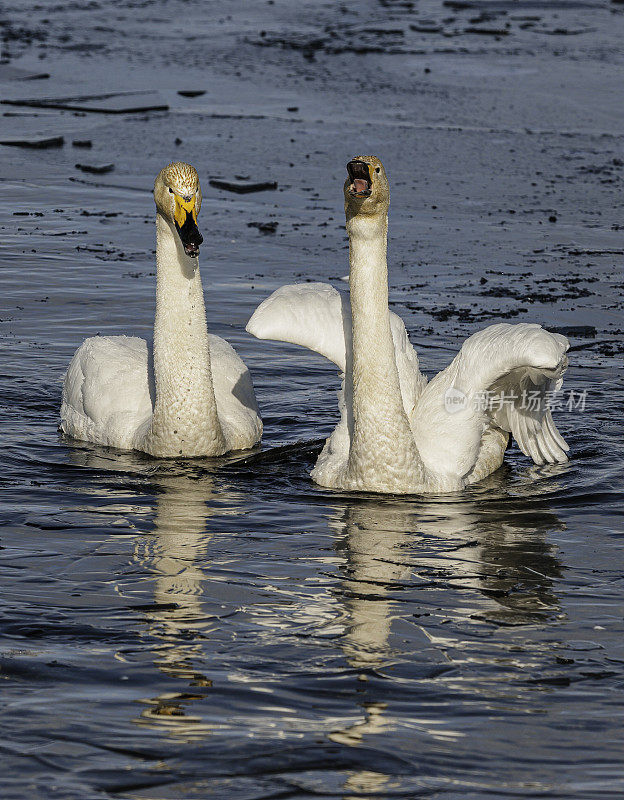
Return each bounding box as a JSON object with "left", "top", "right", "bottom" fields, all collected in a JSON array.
[
  {"left": 346, "top": 160, "right": 372, "bottom": 197},
  {"left": 174, "top": 194, "right": 203, "bottom": 257}
]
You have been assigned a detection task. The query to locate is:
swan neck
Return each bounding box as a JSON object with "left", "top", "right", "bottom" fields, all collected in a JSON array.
[
  {"left": 145, "top": 213, "right": 226, "bottom": 456},
  {"left": 346, "top": 210, "right": 423, "bottom": 486},
  {"left": 347, "top": 212, "right": 398, "bottom": 410},
  {"left": 348, "top": 212, "right": 389, "bottom": 317}
]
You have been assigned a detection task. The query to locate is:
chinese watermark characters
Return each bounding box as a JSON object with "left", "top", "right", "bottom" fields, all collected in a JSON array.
[{"left": 444, "top": 387, "right": 587, "bottom": 415}]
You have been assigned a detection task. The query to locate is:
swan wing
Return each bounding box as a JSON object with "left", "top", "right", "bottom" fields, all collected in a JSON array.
[
  {"left": 458, "top": 323, "right": 569, "bottom": 465},
  {"left": 60, "top": 335, "right": 152, "bottom": 449},
  {"left": 246, "top": 282, "right": 426, "bottom": 410},
  {"left": 209, "top": 334, "right": 262, "bottom": 450},
  {"left": 414, "top": 323, "right": 569, "bottom": 479},
  {"left": 475, "top": 328, "right": 569, "bottom": 466},
  {"left": 247, "top": 282, "right": 426, "bottom": 485},
  {"left": 246, "top": 282, "right": 350, "bottom": 370}
]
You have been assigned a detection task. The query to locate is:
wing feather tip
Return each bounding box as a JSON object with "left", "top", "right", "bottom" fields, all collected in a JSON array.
[{"left": 531, "top": 329, "right": 570, "bottom": 371}]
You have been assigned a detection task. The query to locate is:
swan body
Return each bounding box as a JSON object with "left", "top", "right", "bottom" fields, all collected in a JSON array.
[
  {"left": 248, "top": 155, "right": 569, "bottom": 494},
  {"left": 61, "top": 162, "right": 262, "bottom": 457}
]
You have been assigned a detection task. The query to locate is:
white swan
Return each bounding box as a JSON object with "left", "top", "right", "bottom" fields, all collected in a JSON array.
[
  {"left": 247, "top": 155, "right": 569, "bottom": 494},
  {"left": 61, "top": 161, "right": 262, "bottom": 457}
]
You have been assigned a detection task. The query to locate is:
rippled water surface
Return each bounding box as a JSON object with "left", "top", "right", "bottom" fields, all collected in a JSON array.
[{"left": 1, "top": 1, "right": 624, "bottom": 798}]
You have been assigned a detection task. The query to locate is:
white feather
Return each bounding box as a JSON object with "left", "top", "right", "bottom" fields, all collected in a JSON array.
[
  {"left": 247, "top": 282, "right": 427, "bottom": 418},
  {"left": 60, "top": 163, "right": 261, "bottom": 457},
  {"left": 61, "top": 333, "right": 261, "bottom": 454},
  {"left": 61, "top": 335, "right": 152, "bottom": 450},
  {"left": 248, "top": 286, "right": 569, "bottom": 492},
  {"left": 251, "top": 156, "right": 570, "bottom": 493}
]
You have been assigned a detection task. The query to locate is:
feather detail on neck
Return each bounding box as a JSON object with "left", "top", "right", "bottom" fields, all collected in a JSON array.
[
  {"left": 344, "top": 210, "right": 426, "bottom": 492},
  {"left": 142, "top": 212, "right": 226, "bottom": 456}
]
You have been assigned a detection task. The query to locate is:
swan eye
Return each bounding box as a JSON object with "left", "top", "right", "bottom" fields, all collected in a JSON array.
[
  {"left": 168, "top": 187, "right": 173, "bottom": 194},
  {"left": 375, "top": 167, "right": 380, "bottom": 173}
]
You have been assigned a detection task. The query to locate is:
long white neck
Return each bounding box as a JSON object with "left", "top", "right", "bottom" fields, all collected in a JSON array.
[
  {"left": 346, "top": 209, "right": 424, "bottom": 490},
  {"left": 142, "top": 212, "right": 226, "bottom": 457}
]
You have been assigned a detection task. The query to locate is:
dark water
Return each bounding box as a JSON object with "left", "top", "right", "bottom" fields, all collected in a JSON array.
[{"left": 1, "top": 1, "right": 624, "bottom": 798}]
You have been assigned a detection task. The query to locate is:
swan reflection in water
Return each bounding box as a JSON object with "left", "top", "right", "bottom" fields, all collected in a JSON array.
[
  {"left": 126, "top": 457, "right": 565, "bottom": 767},
  {"left": 66, "top": 442, "right": 567, "bottom": 785},
  {"left": 131, "top": 468, "right": 232, "bottom": 740},
  {"left": 327, "top": 466, "right": 566, "bottom": 798},
  {"left": 66, "top": 443, "right": 237, "bottom": 740}
]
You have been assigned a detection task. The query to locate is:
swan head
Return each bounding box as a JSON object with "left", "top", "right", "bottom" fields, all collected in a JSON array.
[
  {"left": 344, "top": 155, "right": 389, "bottom": 218},
  {"left": 154, "top": 162, "right": 204, "bottom": 257}
]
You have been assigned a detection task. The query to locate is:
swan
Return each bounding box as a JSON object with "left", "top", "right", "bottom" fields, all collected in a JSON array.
[
  {"left": 247, "top": 155, "right": 569, "bottom": 494},
  {"left": 61, "top": 161, "right": 262, "bottom": 457}
]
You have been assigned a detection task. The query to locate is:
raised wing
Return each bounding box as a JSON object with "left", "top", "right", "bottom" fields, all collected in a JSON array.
[
  {"left": 246, "top": 282, "right": 426, "bottom": 413},
  {"left": 458, "top": 323, "right": 569, "bottom": 465},
  {"left": 414, "top": 323, "right": 569, "bottom": 478},
  {"left": 246, "top": 282, "right": 350, "bottom": 370}
]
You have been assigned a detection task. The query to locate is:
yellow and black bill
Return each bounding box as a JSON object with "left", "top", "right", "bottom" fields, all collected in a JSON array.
[{"left": 174, "top": 194, "right": 203, "bottom": 257}]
